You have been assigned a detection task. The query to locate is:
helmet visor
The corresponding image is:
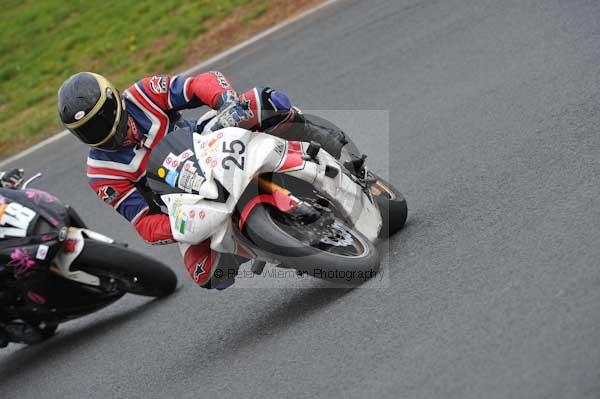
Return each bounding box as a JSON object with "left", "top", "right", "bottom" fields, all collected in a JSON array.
[
  {"left": 94, "top": 110, "right": 128, "bottom": 151},
  {"left": 68, "top": 91, "right": 120, "bottom": 146}
]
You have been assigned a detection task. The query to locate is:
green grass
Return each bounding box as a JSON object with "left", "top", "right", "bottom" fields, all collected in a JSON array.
[{"left": 0, "top": 0, "right": 265, "bottom": 155}]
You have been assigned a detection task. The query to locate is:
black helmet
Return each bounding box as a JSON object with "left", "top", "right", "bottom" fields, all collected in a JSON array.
[{"left": 58, "top": 72, "right": 128, "bottom": 151}]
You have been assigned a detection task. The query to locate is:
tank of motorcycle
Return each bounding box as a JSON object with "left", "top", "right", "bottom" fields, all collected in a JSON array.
[{"left": 0, "top": 188, "right": 69, "bottom": 275}]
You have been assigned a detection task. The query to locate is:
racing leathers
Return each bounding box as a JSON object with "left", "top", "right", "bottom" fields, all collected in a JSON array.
[{"left": 86, "top": 71, "right": 299, "bottom": 288}]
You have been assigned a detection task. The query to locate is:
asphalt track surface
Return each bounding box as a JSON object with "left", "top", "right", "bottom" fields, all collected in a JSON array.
[{"left": 2, "top": 0, "right": 600, "bottom": 397}]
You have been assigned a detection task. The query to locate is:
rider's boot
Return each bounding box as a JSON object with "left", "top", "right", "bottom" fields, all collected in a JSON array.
[{"left": 179, "top": 241, "right": 249, "bottom": 290}]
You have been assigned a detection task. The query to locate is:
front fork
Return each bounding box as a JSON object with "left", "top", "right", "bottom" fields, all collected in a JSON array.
[
  {"left": 257, "top": 176, "right": 319, "bottom": 221},
  {"left": 237, "top": 176, "right": 321, "bottom": 276},
  {"left": 49, "top": 228, "right": 115, "bottom": 287}
]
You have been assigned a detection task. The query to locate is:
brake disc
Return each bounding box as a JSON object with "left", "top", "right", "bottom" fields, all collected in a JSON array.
[{"left": 320, "top": 222, "right": 354, "bottom": 247}]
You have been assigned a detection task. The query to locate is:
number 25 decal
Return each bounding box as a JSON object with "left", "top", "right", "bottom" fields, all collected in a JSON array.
[{"left": 221, "top": 140, "right": 246, "bottom": 170}]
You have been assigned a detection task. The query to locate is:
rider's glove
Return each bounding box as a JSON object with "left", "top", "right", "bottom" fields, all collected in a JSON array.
[
  {"left": 0, "top": 168, "right": 24, "bottom": 189},
  {"left": 201, "top": 92, "right": 253, "bottom": 133},
  {"left": 214, "top": 90, "right": 240, "bottom": 109}
]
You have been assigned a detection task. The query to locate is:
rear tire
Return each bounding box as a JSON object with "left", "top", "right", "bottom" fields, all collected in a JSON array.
[
  {"left": 73, "top": 240, "right": 177, "bottom": 298},
  {"left": 369, "top": 174, "right": 408, "bottom": 238}
]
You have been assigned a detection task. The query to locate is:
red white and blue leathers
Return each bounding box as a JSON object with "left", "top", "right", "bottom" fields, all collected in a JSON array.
[
  {"left": 87, "top": 72, "right": 235, "bottom": 244},
  {"left": 87, "top": 71, "right": 296, "bottom": 288}
]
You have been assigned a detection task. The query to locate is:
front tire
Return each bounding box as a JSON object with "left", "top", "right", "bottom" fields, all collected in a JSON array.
[
  {"left": 244, "top": 205, "right": 380, "bottom": 282},
  {"left": 73, "top": 240, "right": 177, "bottom": 298}
]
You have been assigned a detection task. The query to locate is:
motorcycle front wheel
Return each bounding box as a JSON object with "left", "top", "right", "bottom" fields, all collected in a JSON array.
[
  {"left": 243, "top": 204, "right": 380, "bottom": 282},
  {"left": 72, "top": 240, "right": 177, "bottom": 298}
]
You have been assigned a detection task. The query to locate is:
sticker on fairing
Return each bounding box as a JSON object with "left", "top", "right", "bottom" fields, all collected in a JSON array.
[
  {"left": 177, "top": 169, "right": 196, "bottom": 192},
  {"left": 182, "top": 160, "right": 197, "bottom": 173},
  {"left": 0, "top": 202, "right": 36, "bottom": 238},
  {"left": 177, "top": 168, "right": 205, "bottom": 193},
  {"left": 0, "top": 227, "right": 27, "bottom": 238},
  {"left": 274, "top": 141, "right": 285, "bottom": 155},
  {"left": 171, "top": 203, "right": 188, "bottom": 234},
  {"left": 179, "top": 149, "right": 194, "bottom": 160},
  {"left": 191, "top": 175, "right": 204, "bottom": 192},
  {"left": 36, "top": 245, "right": 49, "bottom": 260},
  {"left": 165, "top": 170, "right": 179, "bottom": 187},
  {"left": 178, "top": 218, "right": 186, "bottom": 234},
  {"left": 163, "top": 152, "right": 182, "bottom": 171}
]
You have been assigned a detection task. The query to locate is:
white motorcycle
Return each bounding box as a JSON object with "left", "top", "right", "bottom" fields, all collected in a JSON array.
[{"left": 146, "top": 118, "right": 406, "bottom": 285}]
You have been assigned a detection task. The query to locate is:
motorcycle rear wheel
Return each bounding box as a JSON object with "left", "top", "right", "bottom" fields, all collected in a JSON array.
[{"left": 368, "top": 173, "right": 408, "bottom": 238}]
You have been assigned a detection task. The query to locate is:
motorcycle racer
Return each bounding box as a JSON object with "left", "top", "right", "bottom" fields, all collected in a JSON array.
[{"left": 57, "top": 71, "right": 308, "bottom": 289}]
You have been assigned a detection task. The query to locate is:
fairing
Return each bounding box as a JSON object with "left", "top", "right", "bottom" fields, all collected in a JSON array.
[
  {"left": 146, "top": 127, "right": 382, "bottom": 254},
  {"left": 0, "top": 188, "right": 69, "bottom": 276},
  {"left": 0, "top": 189, "right": 122, "bottom": 324}
]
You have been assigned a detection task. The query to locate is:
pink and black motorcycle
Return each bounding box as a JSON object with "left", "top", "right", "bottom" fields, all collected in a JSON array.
[{"left": 0, "top": 175, "right": 177, "bottom": 346}]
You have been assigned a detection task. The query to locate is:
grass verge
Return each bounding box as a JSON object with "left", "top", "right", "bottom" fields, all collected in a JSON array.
[{"left": 0, "top": 0, "right": 323, "bottom": 158}]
